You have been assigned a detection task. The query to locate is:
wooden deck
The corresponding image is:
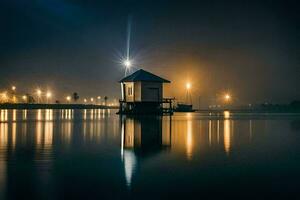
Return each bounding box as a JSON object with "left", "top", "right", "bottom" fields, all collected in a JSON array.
[{"left": 118, "top": 98, "right": 175, "bottom": 115}]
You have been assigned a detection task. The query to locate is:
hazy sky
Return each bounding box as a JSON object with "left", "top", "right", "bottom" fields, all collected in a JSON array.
[{"left": 0, "top": 0, "right": 299, "bottom": 105}]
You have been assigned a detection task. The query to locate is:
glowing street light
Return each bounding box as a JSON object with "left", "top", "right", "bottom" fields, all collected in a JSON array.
[
  {"left": 84, "top": 98, "right": 87, "bottom": 103},
  {"left": 186, "top": 83, "right": 191, "bottom": 90},
  {"left": 37, "top": 89, "right": 42, "bottom": 96},
  {"left": 36, "top": 89, "right": 42, "bottom": 103},
  {"left": 97, "top": 96, "right": 101, "bottom": 105},
  {"left": 12, "top": 86, "right": 16, "bottom": 91},
  {"left": 46, "top": 92, "right": 52, "bottom": 104},
  {"left": 185, "top": 83, "right": 192, "bottom": 105},
  {"left": 224, "top": 94, "right": 231, "bottom": 101},
  {"left": 22, "top": 95, "right": 27, "bottom": 101},
  {"left": 90, "top": 98, "right": 94, "bottom": 102},
  {"left": 46, "top": 92, "right": 52, "bottom": 98},
  {"left": 66, "top": 96, "right": 71, "bottom": 103}
]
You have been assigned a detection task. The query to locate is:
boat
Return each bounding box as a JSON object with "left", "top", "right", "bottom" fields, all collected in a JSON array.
[{"left": 175, "top": 103, "right": 195, "bottom": 112}]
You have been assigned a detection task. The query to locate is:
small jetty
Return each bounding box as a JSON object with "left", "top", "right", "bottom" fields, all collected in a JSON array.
[{"left": 118, "top": 69, "right": 174, "bottom": 115}]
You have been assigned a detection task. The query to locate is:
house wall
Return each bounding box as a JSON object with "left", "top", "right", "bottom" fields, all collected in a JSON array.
[
  {"left": 124, "top": 82, "right": 134, "bottom": 102},
  {"left": 123, "top": 81, "right": 163, "bottom": 102},
  {"left": 134, "top": 82, "right": 142, "bottom": 101},
  {"left": 121, "top": 83, "right": 125, "bottom": 101}
]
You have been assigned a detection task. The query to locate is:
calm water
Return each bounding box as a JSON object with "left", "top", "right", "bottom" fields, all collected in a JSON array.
[{"left": 0, "top": 109, "right": 300, "bottom": 199}]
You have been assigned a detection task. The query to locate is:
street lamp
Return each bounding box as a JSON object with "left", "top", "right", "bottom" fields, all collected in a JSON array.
[
  {"left": 66, "top": 96, "right": 71, "bottom": 103},
  {"left": 10, "top": 86, "right": 17, "bottom": 103},
  {"left": 37, "top": 89, "right": 42, "bottom": 95},
  {"left": 36, "top": 89, "right": 42, "bottom": 103},
  {"left": 46, "top": 92, "right": 52, "bottom": 104},
  {"left": 186, "top": 83, "right": 191, "bottom": 90},
  {"left": 22, "top": 95, "right": 27, "bottom": 102},
  {"left": 224, "top": 94, "right": 231, "bottom": 102},
  {"left": 185, "top": 82, "right": 192, "bottom": 105},
  {"left": 97, "top": 96, "right": 101, "bottom": 105}
]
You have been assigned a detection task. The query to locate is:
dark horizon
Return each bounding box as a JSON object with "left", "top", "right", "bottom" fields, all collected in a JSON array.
[{"left": 1, "top": 0, "right": 299, "bottom": 106}]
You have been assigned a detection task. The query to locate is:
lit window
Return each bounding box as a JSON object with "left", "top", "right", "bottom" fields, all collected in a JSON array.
[{"left": 127, "top": 87, "right": 133, "bottom": 96}]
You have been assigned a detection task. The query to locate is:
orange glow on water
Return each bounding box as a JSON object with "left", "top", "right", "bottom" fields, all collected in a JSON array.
[
  {"left": 37, "top": 109, "right": 42, "bottom": 121},
  {"left": 0, "top": 110, "right": 8, "bottom": 122},
  {"left": 186, "top": 114, "right": 193, "bottom": 160},
  {"left": 224, "top": 119, "right": 231, "bottom": 155},
  {"left": 224, "top": 111, "right": 230, "bottom": 119}
]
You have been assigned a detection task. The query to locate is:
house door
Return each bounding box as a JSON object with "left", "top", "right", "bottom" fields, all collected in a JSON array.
[{"left": 146, "top": 88, "right": 159, "bottom": 102}]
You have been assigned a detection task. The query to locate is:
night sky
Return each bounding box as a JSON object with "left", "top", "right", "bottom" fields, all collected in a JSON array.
[{"left": 0, "top": 0, "right": 299, "bottom": 105}]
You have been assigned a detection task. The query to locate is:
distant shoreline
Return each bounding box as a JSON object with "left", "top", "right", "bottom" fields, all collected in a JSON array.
[
  {"left": 1, "top": 103, "right": 300, "bottom": 114},
  {"left": 197, "top": 109, "right": 300, "bottom": 113},
  {"left": 0, "top": 103, "right": 119, "bottom": 110}
]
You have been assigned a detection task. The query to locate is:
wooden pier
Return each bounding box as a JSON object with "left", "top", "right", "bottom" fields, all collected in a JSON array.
[{"left": 118, "top": 98, "right": 174, "bottom": 115}]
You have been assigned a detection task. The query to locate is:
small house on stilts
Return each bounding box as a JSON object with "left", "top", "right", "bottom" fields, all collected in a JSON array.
[{"left": 118, "top": 69, "right": 174, "bottom": 115}]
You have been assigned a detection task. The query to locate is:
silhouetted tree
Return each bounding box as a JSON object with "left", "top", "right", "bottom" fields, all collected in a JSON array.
[
  {"left": 27, "top": 94, "right": 35, "bottom": 104},
  {"left": 104, "top": 96, "right": 108, "bottom": 106},
  {"left": 73, "top": 92, "right": 79, "bottom": 102}
]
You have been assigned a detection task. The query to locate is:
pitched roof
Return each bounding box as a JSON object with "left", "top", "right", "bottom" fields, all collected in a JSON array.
[{"left": 119, "top": 69, "right": 171, "bottom": 83}]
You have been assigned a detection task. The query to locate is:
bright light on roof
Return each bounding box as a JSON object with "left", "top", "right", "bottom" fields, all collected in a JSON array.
[{"left": 123, "top": 59, "right": 131, "bottom": 68}]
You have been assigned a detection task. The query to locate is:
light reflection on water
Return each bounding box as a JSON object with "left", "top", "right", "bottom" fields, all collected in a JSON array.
[{"left": 0, "top": 109, "right": 299, "bottom": 199}]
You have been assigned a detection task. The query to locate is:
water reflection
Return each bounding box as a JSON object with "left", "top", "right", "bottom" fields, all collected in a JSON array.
[
  {"left": 249, "top": 120, "right": 253, "bottom": 141},
  {"left": 0, "top": 109, "right": 297, "bottom": 198},
  {"left": 23, "top": 110, "right": 27, "bottom": 120},
  {"left": 0, "top": 118, "right": 8, "bottom": 198},
  {"left": 37, "top": 109, "right": 42, "bottom": 121},
  {"left": 0, "top": 109, "right": 118, "bottom": 197},
  {"left": 61, "top": 120, "right": 72, "bottom": 145},
  {"left": 0, "top": 123, "right": 8, "bottom": 157},
  {"left": 12, "top": 120, "right": 16, "bottom": 151},
  {"left": 224, "top": 118, "right": 231, "bottom": 154},
  {"left": 119, "top": 112, "right": 257, "bottom": 187},
  {"left": 0, "top": 110, "right": 8, "bottom": 122},
  {"left": 61, "top": 109, "right": 73, "bottom": 120},
  {"left": 36, "top": 119, "right": 43, "bottom": 148},
  {"left": 12, "top": 110, "right": 17, "bottom": 122},
  {"left": 123, "top": 150, "right": 136, "bottom": 188},
  {"left": 121, "top": 116, "right": 171, "bottom": 187},
  {"left": 186, "top": 114, "right": 193, "bottom": 160},
  {"left": 44, "top": 120, "right": 53, "bottom": 146}
]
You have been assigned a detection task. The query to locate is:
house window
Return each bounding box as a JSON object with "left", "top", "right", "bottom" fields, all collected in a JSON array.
[{"left": 127, "top": 86, "right": 133, "bottom": 96}]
